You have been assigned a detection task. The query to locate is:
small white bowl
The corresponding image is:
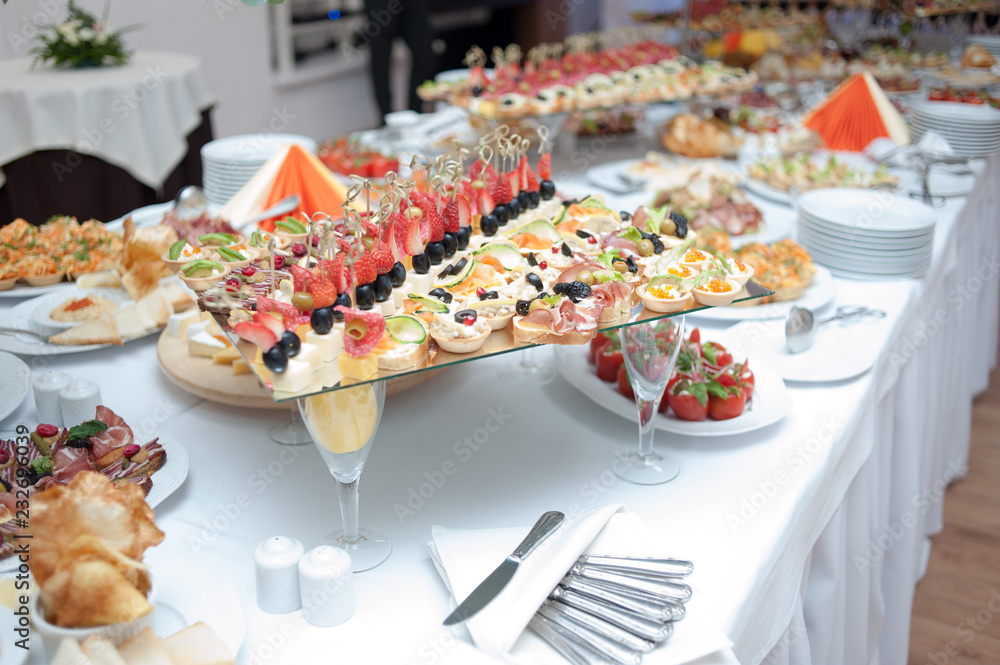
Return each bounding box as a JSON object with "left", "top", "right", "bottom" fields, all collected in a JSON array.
[{"left": 30, "top": 577, "right": 157, "bottom": 654}]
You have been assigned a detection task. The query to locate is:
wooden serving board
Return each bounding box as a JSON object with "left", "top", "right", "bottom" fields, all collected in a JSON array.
[{"left": 157, "top": 330, "right": 439, "bottom": 409}]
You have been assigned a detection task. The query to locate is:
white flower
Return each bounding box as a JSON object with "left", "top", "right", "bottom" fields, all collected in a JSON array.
[
  {"left": 57, "top": 23, "right": 75, "bottom": 39},
  {"left": 95, "top": 31, "right": 108, "bottom": 45},
  {"left": 66, "top": 33, "right": 79, "bottom": 46},
  {"left": 79, "top": 27, "right": 94, "bottom": 41}
]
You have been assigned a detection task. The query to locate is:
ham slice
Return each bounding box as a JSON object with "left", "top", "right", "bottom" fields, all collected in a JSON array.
[
  {"left": 631, "top": 206, "right": 650, "bottom": 230},
  {"left": 557, "top": 259, "right": 604, "bottom": 284},
  {"left": 601, "top": 233, "right": 638, "bottom": 254},
  {"left": 591, "top": 281, "right": 631, "bottom": 310},
  {"left": 51, "top": 446, "right": 95, "bottom": 483},
  {"left": 89, "top": 406, "right": 134, "bottom": 460}
]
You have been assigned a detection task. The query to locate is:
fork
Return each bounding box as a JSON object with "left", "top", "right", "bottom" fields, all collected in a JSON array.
[{"left": 0, "top": 327, "right": 52, "bottom": 344}]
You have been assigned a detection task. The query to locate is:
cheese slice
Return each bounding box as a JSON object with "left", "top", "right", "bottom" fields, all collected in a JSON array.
[
  {"left": 163, "top": 281, "right": 195, "bottom": 312},
  {"left": 185, "top": 320, "right": 208, "bottom": 341},
  {"left": 408, "top": 272, "right": 435, "bottom": 295},
  {"left": 379, "top": 299, "right": 397, "bottom": 316},
  {"left": 232, "top": 359, "right": 252, "bottom": 375},
  {"left": 213, "top": 345, "right": 243, "bottom": 365},
  {"left": 162, "top": 622, "right": 235, "bottom": 665},
  {"left": 189, "top": 331, "right": 226, "bottom": 358},
  {"left": 306, "top": 328, "right": 344, "bottom": 362},
  {"left": 118, "top": 628, "right": 174, "bottom": 665},
  {"left": 338, "top": 352, "right": 378, "bottom": 380},
  {"left": 166, "top": 309, "right": 202, "bottom": 338},
  {"left": 392, "top": 283, "right": 413, "bottom": 308},
  {"left": 270, "top": 358, "right": 312, "bottom": 393},
  {"left": 114, "top": 305, "right": 147, "bottom": 340},
  {"left": 295, "top": 342, "right": 321, "bottom": 371},
  {"left": 81, "top": 635, "right": 128, "bottom": 665}
]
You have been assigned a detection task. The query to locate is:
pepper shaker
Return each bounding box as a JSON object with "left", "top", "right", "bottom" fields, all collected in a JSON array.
[
  {"left": 32, "top": 370, "right": 71, "bottom": 427},
  {"left": 58, "top": 378, "right": 101, "bottom": 426},
  {"left": 298, "top": 546, "right": 354, "bottom": 627},
  {"left": 254, "top": 536, "right": 304, "bottom": 614}
]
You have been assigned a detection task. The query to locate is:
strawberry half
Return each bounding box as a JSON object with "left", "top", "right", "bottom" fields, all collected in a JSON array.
[
  {"left": 257, "top": 295, "right": 302, "bottom": 327},
  {"left": 404, "top": 218, "right": 424, "bottom": 255},
  {"left": 373, "top": 244, "right": 395, "bottom": 274},
  {"left": 335, "top": 306, "right": 386, "bottom": 357},
  {"left": 477, "top": 188, "right": 495, "bottom": 215},
  {"left": 457, "top": 195, "right": 472, "bottom": 228},
  {"left": 443, "top": 197, "right": 461, "bottom": 233},
  {"left": 353, "top": 251, "right": 377, "bottom": 285},
  {"left": 233, "top": 321, "right": 278, "bottom": 352},
  {"left": 492, "top": 174, "right": 512, "bottom": 205},
  {"left": 507, "top": 170, "right": 521, "bottom": 198},
  {"left": 412, "top": 192, "right": 444, "bottom": 243},
  {"left": 538, "top": 153, "right": 551, "bottom": 181},
  {"left": 253, "top": 311, "right": 285, "bottom": 338},
  {"left": 518, "top": 156, "right": 529, "bottom": 190},
  {"left": 308, "top": 279, "right": 338, "bottom": 308},
  {"left": 525, "top": 162, "right": 540, "bottom": 192}
]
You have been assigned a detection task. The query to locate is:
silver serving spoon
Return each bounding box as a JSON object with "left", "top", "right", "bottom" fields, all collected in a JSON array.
[
  {"left": 173, "top": 185, "right": 208, "bottom": 221},
  {"left": 236, "top": 194, "right": 301, "bottom": 232},
  {"left": 785, "top": 305, "right": 886, "bottom": 354}
]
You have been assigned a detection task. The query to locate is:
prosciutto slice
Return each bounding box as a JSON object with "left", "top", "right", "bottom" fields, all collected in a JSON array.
[
  {"left": 600, "top": 233, "right": 638, "bottom": 254},
  {"left": 590, "top": 281, "right": 631, "bottom": 310},
  {"left": 89, "top": 406, "right": 134, "bottom": 460},
  {"left": 557, "top": 259, "right": 605, "bottom": 284},
  {"left": 51, "top": 446, "right": 95, "bottom": 484},
  {"left": 519, "top": 300, "right": 586, "bottom": 334}
]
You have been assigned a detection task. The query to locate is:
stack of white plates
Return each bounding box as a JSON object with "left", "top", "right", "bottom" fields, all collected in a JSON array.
[
  {"left": 201, "top": 134, "right": 317, "bottom": 206},
  {"left": 796, "top": 188, "right": 936, "bottom": 280},
  {"left": 910, "top": 101, "right": 1000, "bottom": 158},
  {"left": 969, "top": 35, "right": 1000, "bottom": 59}
]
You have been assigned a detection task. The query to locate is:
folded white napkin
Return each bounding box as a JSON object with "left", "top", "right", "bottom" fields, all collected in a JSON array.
[
  {"left": 865, "top": 131, "right": 954, "bottom": 166},
  {"left": 428, "top": 505, "right": 733, "bottom": 665}
]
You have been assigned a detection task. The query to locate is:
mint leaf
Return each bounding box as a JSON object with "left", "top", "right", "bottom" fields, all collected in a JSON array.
[
  {"left": 705, "top": 380, "right": 729, "bottom": 400},
  {"left": 688, "top": 382, "right": 709, "bottom": 407},
  {"left": 68, "top": 419, "right": 108, "bottom": 443}
]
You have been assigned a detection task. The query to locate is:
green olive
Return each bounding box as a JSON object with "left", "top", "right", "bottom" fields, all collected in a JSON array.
[
  {"left": 637, "top": 239, "right": 654, "bottom": 257},
  {"left": 362, "top": 235, "right": 376, "bottom": 250},
  {"left": 528, "top": 298, "right": 551, "bottom": 313},
  {"left": 292, "top": 292, "right": 315, "bottom": 311},
  {"left": 659, "top": 219, "right": 676, "bottom": 236},
  {"left": 613, "top": 260, "right": 629, "bottom": 274},
  {"left": 577, "top": 270, "right": 595, "bottom": 286}
]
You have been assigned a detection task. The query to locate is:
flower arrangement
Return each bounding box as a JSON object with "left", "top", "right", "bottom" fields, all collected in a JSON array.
[{"left": 31, "top": 1, "right": 137, "bottom": 69}]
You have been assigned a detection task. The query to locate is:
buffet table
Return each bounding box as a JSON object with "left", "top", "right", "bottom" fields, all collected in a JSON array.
[
  {"left": 1, "top": 148, "right": 997, "bottom": 665},
  {"left": 0, "top": 51, "right": 215, "bottom": 224}
]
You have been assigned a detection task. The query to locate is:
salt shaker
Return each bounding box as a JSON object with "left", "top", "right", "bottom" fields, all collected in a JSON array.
[
  {"left": 59, "top": 378, "right": 101, "bottom": 426},
  {"left": 298, "top": 546, "right": 354, "bottom": 627},
  {"left": 32, "top": 370, "right": 71, "bottom": 427},
  {"left": 254, "top": 536, "right": 304, "bottom": 614}
]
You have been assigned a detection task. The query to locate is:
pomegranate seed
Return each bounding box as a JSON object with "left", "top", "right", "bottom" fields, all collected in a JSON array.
[
  {"left": 0, "top": 450, "right": 8, "bottom": 465},
  {"left": 588, "top": 236, "right": 597, "bottom": 244},
  {"left": 311, "top": 236, "right": 320, "bottom": 247},
  {"left": 272, "top": 255, "right": 285, "bottom": 270},
  {"left": 551, "top": 246, "right": 558, "bottom": 253},
  {"left": 476, "top": 287, "right": 486, "bottom": 297},
  {"left": 463, "top": 316, "right": 476, "bottom": 326},
  {"left": 123, "top": 444, "right": 140, "bottom": 459},
  {"left": 291, "top": 243, "right": 307, "bottom": 257},
  {"left": 226, "top": 278, "right": 241, "bottom": 288},
  {"left": 241, "top": 266, "right": 258, "bottom": 277},
  {"left": 36, "top": 424, "right": 59, "bottom": 438},
  {"left": 539, "top": 261, "right": 547, "bottom": 270}
]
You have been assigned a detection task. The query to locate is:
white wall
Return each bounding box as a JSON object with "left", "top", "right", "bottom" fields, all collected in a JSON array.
[{"left": 0, "top": 0, "right": 398, "bottom": 141}]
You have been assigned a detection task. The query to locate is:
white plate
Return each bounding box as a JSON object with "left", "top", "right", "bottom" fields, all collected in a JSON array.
[
  {"left": 913, "top": 101, "right": 1000, "bottom": 124},
  {"left": 797, "top": 223, "right": 935, "bottom": 253},
  {"left": 0, "top": 352, "right": 30, "bottom": 423},
  {"left": 154, "top": 562, "right": 245, "bottom": 654},
  {"left": 556, "top": 345, "right": 791, "bottom": 437},
  {"left": 722, "top": 319, "right": 877, "bottom": 383},
  {"left": 201, "top": 133, "right": 316, "bottom": 163},
  {"left": 741, "top": 176, "right": 793, "bottom": 205},
  {"left": 0, "top": 296, "right": 161, "bottom": 356},
  {"left": 29, "top": 287, "right": 135, "bottom": 331},
  {"left": 899, "top": 169, "right": 976, "bottom": 198},
  {"left": 687, "top": 265, "right": 836, "bottom": 323},
  {"left": 0, "top": 279, "right": 75, "bottom": 300},
  {"left": 797, "top": 189, "right": 936, "bottom": 234},
  {"left": 799, "top": 212, "right": 936, "bottom": 240}
]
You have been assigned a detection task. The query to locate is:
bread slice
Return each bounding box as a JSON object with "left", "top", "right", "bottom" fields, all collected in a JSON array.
[
  {"left": 163, "top": 282, "right": 195, "bottom": 313},
  {"left": 114, "top": 305, "right": 147, "bottom": 339},
  {"left": 119, "top": 627, "right": 174, "bottom": 665},
  {"left": 137, "top": 289, "right": 171, "bottom": 328},
  {"left": 75, "top": 270, "right": 122, "bottom": 289},
  {"left": 50, "top": 313, "right": 123, "bottom": 346},
  {"left": 51, "top": 638, "right": 97, "bottom": 665},
  {"left": 162, "top": 622, "right": 234, "bottom": 665},
  {"left": 81, "top": 635, "right": 129, "bottom": 665}
]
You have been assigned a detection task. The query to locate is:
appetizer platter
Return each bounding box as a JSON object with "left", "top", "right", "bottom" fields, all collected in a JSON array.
[
  {"left": 743, "top": 152, "right": 899, "bottom": 205},
  {"left": 558, "top": 327, "right": 790, "bottom": 436}
]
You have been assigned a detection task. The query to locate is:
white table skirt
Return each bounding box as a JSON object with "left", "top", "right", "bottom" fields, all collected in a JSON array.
[
  {"left": 1, "top": 158, "right": 997, "bottom": 665},
  {"left": 0, "top": 51, "right": 215, "bottom": 189}
]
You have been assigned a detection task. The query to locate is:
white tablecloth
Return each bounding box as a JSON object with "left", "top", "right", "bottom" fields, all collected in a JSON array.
[
  {"left": 0, "top": 51, "right": 215, "bottom": 189},
  {"left": 1, "top": 156, "right": 997, "bottom": 665}
]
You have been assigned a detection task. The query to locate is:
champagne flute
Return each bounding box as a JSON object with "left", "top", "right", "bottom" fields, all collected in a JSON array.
[
  {"left": 614, "top": 316, "right": 686, "bottom": 485},
  {"left": 269, "top": 404, "right": 313, "bottom": 446},
  {"left": 298, "top": 381, "right": 391, "bottom": 572},
  {"left": 499, "top": 345, "right": 557, "bottom": 385}
]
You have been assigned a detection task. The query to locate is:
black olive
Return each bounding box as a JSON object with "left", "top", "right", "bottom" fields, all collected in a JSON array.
[
  {"left": 456, "top": 227, "right": 471, "bottom": 250},
  {"left": 355, "top": 283, "right": 375, "bottom": 310},
  {"left": 311, "top": 306, "right": 335, "bottom": 333},
  {"left": 65, "top": 438, "right": 92, "bottom": 449},
  {"left": 479, "top": 290, "right": 499, "bottom": 300},
  {"left": 333, "top": 294, "right": 351, "bottom": 318},
  {"left": 575, "top": 229, "right": 592, "bottom": 239},
  {"left": 619, "top": 210, "right": 632, "bottom": 221},
  {"left": 279, "top": 330, "right": 302, "bottom": 357},
  {"left": 472, "top": 85, "right": 484, "bottom": 97},
  {"left": 412, "top": 253, "right": 431, "bottom": 274},
  {"left": 428, "top": 288, "right": 453, "bottom": 304},
  {"left": 452, "top": 257, "right": 468, "bottom": 275},
  {"left": 263, "top": 345, "right": 289, "bottom": 374},
  {"left": 516, "top": 299, "right": 532, "bottom": 316},
  {"left": 528, "top": 191, "right": 540, "bottom": 208},
  {"left": 560, "top": 242, "right": 572, "bottom": 256},
  {"left": 373, "top": 273, "right": 392, "bottom": 301},
  {"left": 540, "top": 180, "right": 556, "bottom": 200},
  {"left": 481, "top": 214, "right": 499, "bottom": 236},
  {"left": 388, "top": 261, "right": 407, "bottom": 287},
  {"left": 552, "top": 280, "right": 592, "bottom": 303},
  {"left": 454, "top": 309, "right": 477, "bottom": 324},
  {"left": 442, "top": 232, "right": 458, "bottom": 257},
  {"left": 526, "top": 252, "right": 538, "bottom": 267},
  {"left": 626, "top": 255, "right": 638, "bottom": 274},
  {"left": 437, "top": 264, "right": 455, "bottom": 279},
  {"left": 426, "top": 241, "right": 445, "bottom": 264},
  {"left": 494, "top": 204, "right": 510, "bottom": 225},
  {"left": 526, "top": 272, "right": 544, "bottom": 291}
]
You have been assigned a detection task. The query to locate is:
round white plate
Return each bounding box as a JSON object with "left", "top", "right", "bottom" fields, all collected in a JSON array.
[
  {"left": 802, "top": 243, "right": 932, "bottom": 269},
  {"left": 722, "top": 319, "right": 877, "bottom": 383},
  {"left": 556, "top": 345, "right": 791, "bottom": 437},
  {"left": 29, "top": 287, "right": 135, "bottom": 331},
  {"left": 201, "top": 133, "right": 316, "bottom": 163},
  {"left": 154, "top": 562, "right": 245, "bottom": 654},
  {"left": 0, "top": 279, "right": 75, "bottom": 300},
  {"left": 912, "top": 101, "right": 1000, "bottom": 124},
  {"left": 799, "top": 213, "right": 936, "bottom": 241},
  {"left": 797, "top": 189, "right": 936, "bottom": 234},
  {"left": 0, "top": 296, "right": 160, "bottom": 356},
  {"left": 899, "top": 170, "right": 976, "bottom": 198},
  {"left": 0, "top": 352, "right": 30, "bottom": 423},
  {"left": 797, "top": 224, "right": 935, "bottom": 255},
  {"left": 688, "top": 265, "right": 836, "bottom": 322},
  {"left": 741, "top": 176, "right": 793, "bottom": 205}
]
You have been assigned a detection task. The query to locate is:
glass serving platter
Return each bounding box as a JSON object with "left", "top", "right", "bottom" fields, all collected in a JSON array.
[{"left": 211, "top": 281, "right": 772, "bottom": 403}]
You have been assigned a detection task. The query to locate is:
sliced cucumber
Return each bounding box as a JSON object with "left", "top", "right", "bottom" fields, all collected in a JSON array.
[
  {"left": 406, "top": 294, "right": 449, "bottom": 313},
  {"left": 473, "top": 242, "right": 524, "bottom": 270},
  {"left": 437, "top": 259, "right": 477, "bottom": 289},
  {"left": 276, "top": 217, "right": 306, "bottom": 234},
  {"left": 198, "top": 232, "right": 236, "bottom": 246},
  {"left": 507, "top": 218, "right": 561, "bottom": 243},
  {"left": 385, "top": 314, "right": 427, "bottom": 344},
  {"left": 217, "top": 246, "right": 246, "bottom": 262},
  {"left": 168, "top": 239, "right": 187, "bottom": 261}
]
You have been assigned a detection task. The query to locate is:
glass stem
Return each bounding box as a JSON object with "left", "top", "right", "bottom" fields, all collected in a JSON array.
[
  {"left": 637, "top": 397, "right": 657, "bottom": 460},
  {"left": 521, "top": 346, "right": 536, "bottom": 368},
  {"left": 337, "top": 477, "right": 361, "bottom": 545}
]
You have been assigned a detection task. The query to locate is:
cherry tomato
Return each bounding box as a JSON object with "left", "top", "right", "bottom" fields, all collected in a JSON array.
[
  {"left": 703, "top": 342, "right": 732, "bottom": 368},
  {"left": 709, "top": 389, "right": 746, "bottom": 420},
  {"left": 667, "top": 387, "right": 708, "bottom": 421},
  {"left": 590, "top": 332, "right": 610, "bottom": 364},
  {"left": 370, "top": 154, "right": 391, "bottom": 178},
  {"left": 689, "top": 328, "right": 700, "bottom": 345},
  {"left": 617, "top": 365, "right": 635, "bottom": 401},
  {"left": 596, "top": 345, "right": 624, "bottom": 382},
  {"left": 739, "top": 362, "right": 755, "bottom": 401}
]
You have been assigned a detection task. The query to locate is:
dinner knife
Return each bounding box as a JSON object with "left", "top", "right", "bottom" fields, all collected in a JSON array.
[
  {"left": 562, "top": 575, "right": 683, "bottom": 622},
  {"left": 577, "top": 554, "right": 694, "bottom": 579},
  {"left": 571, "top": 577, "right": 687, "bottom": 621},
  {"left": 529, "top": 615, "right": 613, "bottom": 665},
  {"left": 571, "top": 564, "right": 693, "bottom": 603},
  {"left": 443, "top": 511, "right": 565, "bottom": 626},
  {"left": 551, "top": 586, "right": 674, "bottom": 643},
  {"left": 543, "top": 599, "right": 656, "bottom": 653},
  {"left": 537, "top": 603, "right": 643, "bottom": 665}
]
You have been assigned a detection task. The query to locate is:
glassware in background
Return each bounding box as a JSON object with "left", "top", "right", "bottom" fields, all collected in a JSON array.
[
  {"left": 500, "top": 346, "right": 557, "bottom": 385},
  {"left": 948, "top": 15, "right": 970, "bottom": 66},
  {"left": 298, "top": 381, "right": 391, "bottom": 572},
  {"left": 269, "top": 404, "right": 313, "bottom": 446},
  {"left": 614, "top": 316, "right": 686, "bottom": 485}
]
